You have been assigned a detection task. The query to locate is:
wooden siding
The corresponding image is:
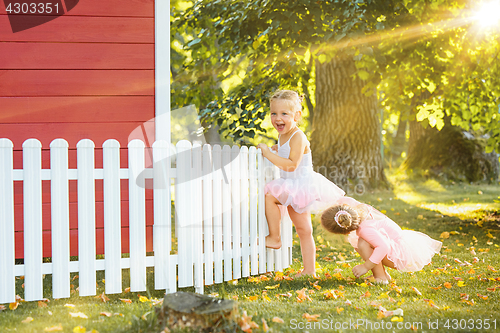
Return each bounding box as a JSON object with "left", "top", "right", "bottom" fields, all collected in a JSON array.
[{"left": 0, "top": 0, "right": 155, "bottom": 258}]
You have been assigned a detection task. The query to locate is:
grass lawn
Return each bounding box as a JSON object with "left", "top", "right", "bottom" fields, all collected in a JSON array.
[{"left": 1, "top": 176, "right": 499, "bottom": 332}]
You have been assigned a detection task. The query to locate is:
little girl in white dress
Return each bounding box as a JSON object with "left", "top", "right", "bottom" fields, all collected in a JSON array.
[{"left": 257, "top": 90, "right": 345, "bottom": 276}]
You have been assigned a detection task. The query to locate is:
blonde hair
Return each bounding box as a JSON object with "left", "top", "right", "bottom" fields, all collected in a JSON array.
[
  {"left": 270, "top": 90, "right": 304, "bottom": 113},
  {"left": 320, "top": 204, "right": 363, "bottom": 235}
]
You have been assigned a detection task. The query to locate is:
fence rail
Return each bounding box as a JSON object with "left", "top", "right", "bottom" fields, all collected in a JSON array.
[{"left": 0, "top": 138, "right": 293, "bottom": 304}]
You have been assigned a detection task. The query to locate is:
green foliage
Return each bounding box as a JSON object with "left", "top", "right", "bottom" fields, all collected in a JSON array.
[{"left": 172, "top": 0, "right": 500, "bottom": 154}]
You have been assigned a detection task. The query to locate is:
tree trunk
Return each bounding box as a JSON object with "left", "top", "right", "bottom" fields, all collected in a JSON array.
[{"left": 311, "top": 57, "right": 387, "bottom": 193}]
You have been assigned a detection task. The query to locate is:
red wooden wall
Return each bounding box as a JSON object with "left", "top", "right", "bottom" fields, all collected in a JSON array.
[{"left": 0, "top": 0, "right": 156, "bottom": 258}]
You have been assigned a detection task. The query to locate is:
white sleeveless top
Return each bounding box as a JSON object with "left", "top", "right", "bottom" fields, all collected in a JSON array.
[{"left": 277, "top": 130, "right": 314, "bottom": 180}]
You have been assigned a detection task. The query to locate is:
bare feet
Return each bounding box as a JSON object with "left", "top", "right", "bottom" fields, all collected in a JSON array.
[
  {"left": 265, "top": 236, "right": 282, "bottom": 249},
  {"left": 365, "top": 271, "right": 392, "bottom": 282}
]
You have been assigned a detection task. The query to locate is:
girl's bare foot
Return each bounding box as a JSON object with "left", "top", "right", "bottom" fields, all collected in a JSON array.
[
  {"left": 265, "top": 236, "right": 281, "bottom": 249},
  {"left": 365, "top": 271, "right": 392, "bottom": 282},
  {"left": 373, "top": 277, "right": 389, "bottom": 285},
  {"left": 295, "top": 270, "right": 317, "bottom": 278}
]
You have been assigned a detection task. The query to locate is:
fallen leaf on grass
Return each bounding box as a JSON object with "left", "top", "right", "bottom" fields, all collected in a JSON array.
[
  {"left": 440, "top": 232, "right": 450, "bottom": 239},
  {"left": 412, "top": 287, "right": 422, "bottom": 296},
  {"left": 9, "top": 302, "right": 19, "bottom": 310},
  {"left": 141, "top": 311, "right": 152, "bottom": 321},
  {"left": 359, "top": 291, "right": 371, "bottom": 299},
  {"left": 265, "top": 284, "right": 280, "bottom": 290},
  {"left": 296, "top": 288, "right": 312, "bottom": 302},
  {"left": 429, "top": 285, "right": 442, "bottom": 290},
  {"left": 322, "top": 290, "right": 337, "bottom": 300},
  {"left": 138, "top": 295, "right": 149, "bottom": 303},
  {"left": 124, "top": 287, "right": 131, "bottom": 293},
  {"left": 22, "top": 316, "right": 34, "bottom": 323},
  {"left": 73, "top": 326, "right": 86, "bottom": 333},
  {"left": 261, "top": 318, "right": 269, "bottom": 332},
  {"left": 302, "top": 313, "right": 320, "bottom": 322},
  {"left": 69, "top": 312, "right": 88, "bottom": 319},
  {"left": 100, "top": 312, "right": 112, "bottom": 317},
  {"left": 119, "top": 298, "right": 132, "bottom": 304},
  {"left": 444, "top": 282, "right": 452, "bottom": 289},
  {"left": 64, "top": 304, "right": 76, "bottom": 308},
  {"left": 44, "top": 324, "right": 63, "bottom": 332},
  {"left": 95, "top": 292, "right": 110, "bottom": 303},
  {"left": 245, "top": 295, "right": 259, "bottom": 301},
  {"left": 336, "top": 307, "right": 344, "bottom": 314},
  {"left": 477, "top": 294, "right": 488, "bottom": 300},
  {"left": 272, "top": 317, "right": 284, "bottom": 324}
]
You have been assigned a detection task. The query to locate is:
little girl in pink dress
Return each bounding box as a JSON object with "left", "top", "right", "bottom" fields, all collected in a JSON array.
[
  {"left": 321, "top": 196, "right": 442, "bottom": 283},
  {"left": 257, "top": 89, "right": 345, "bottom": 276}
]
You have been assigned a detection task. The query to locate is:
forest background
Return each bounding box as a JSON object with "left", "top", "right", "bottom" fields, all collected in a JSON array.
[{"left": 170, "top": 0, "right": 500, "bottom": 191}]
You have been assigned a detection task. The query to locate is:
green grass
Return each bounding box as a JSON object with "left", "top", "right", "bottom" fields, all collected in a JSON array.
[{"left": 1, "top": 176, "right": 499, "bottom": 333}]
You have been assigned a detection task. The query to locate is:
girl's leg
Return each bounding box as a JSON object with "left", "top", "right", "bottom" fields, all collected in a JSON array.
[
  {"left": 356, "top": 238, "right": 394, "bottom": 282},
  {"left": 287, "top": 207, "right": 316, "bottom": 277},
  {"left": 265, "top": 193, "right": 282, "bottom": 249}
]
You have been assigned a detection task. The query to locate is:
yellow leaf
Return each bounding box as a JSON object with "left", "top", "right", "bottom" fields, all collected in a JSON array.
[
  {"left": 138, "top": 295, "right": 149, "bottom": 303},
  {"left": 44, "top": 324, "right": 64, "bottom": 332},
  {"left": 22, "top": 316, "right": 34, "bottom": 323},
  {"left": 124, "top": 287, "right": 131, "bottom": 293},
  {"left": 69, "top": 312, "right": 88, "bottom": 319},
  {"left": 457, "top": 281, "right": 466, "bottom": 287},
  {"left": 245, "top": 295, "right": 259, "bottom": 301},
  {"left": 336, "top": 307, "right": 344, "bottom": 314},
  {"left": 440, "top": 232, "right": 450, "bottom": 239},
  {"left": 272, "top": 317, "right": 284, "bottom": 324},
  {"left": 391, "top": 316, "right": 404, "bottom": 322},
  {"left": 9, "top": 302, "right": 19, "bottom": 310},
  {"left": 73, "top": 326, "right": 86, "bottom": 333},
  {"left": 265, "top": 284, "right": 280, "bottom": 290},
  {"left": 64, "top": 304, "right": 76, "bottom": 308}
]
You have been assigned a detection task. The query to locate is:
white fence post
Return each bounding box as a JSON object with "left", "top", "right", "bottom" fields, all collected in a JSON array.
[
  {"left": 23, "top": 139, "right": 44, "bottom": 301},
  {"left": 240, "top": 146, "right": 250, "bottom": 278},
  {"left": 0, "top": 139, "right": 15, "bottom": 304},
  {"left": 77, "top": 139, "right": 96, "bottom": 297},
  {"left": 249, "top": 147, "right": 259, "bottom": 275},
  {"left": 212, "top": 145, "right": 223, "bottom": 283},
  {"left": 202, "top": 144, "right": 214, "bottom": 286},
  {"left": 257, "top": 149, "right": 267, "bottom": 274},
  {"left": 103, "top": 139, "right": 122, "bottom": 294},
  {"left": 222, "top": 145, "right": 232, "bottom": 281},
  {"left": 50, "top": 139, "right": 70, "bottom": 299},
  {"left": 176, "top": 140, "right": 193, "bottom": 288},
  {"left": 192, "top": 144, "right": 204, "bottom": 294},
  {"left": 152, "top": 140, "right": 173, "bottom": 292},
  {"left": 231, "top": 146, "right": 241, "bottom": 280},
  {"left": 128, "top": 140, "right": 147, "bottom": 292}
]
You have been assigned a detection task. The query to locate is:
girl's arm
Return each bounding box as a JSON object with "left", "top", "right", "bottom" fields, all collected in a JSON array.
[{"left": 257, "top": 132, "right": 308, "bottom": 172}]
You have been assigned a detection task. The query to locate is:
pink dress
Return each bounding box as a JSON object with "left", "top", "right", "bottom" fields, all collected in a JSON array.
[
  {"left": 264, "top": 130, "right": 345, "bottom": 214},
  {"left": 340, "top": 197, "right": 442, "bottom": 272}
]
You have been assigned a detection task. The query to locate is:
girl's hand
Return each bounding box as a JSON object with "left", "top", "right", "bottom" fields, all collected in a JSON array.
[
  {"left": 257, "top": 143, "right": 270, "bottom": 156},
  {"left": 271, "top": 144, "right": 278, "bottom": 152},
  {"left": 352, "top": 264, "right": 370, "bottom": 278}
]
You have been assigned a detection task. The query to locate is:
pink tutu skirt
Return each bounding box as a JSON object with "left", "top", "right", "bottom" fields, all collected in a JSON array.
[
  {"left": 348, "top": 230, "right": 442, "bottom": 272},
  {"left": 265, "top": 171, "right": 345, "bottom": 214}
]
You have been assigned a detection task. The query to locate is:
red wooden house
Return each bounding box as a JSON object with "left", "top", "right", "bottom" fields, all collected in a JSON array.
[{"left": 0, "top": 0, "right": 171, "bottom": 259}]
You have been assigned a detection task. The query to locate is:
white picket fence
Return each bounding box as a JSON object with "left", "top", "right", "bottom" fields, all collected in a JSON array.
[{"left": 0, "top": 138, "right": 293, "bottom": 304}]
